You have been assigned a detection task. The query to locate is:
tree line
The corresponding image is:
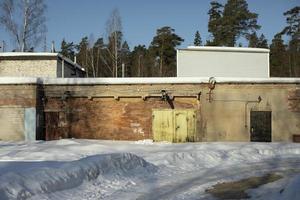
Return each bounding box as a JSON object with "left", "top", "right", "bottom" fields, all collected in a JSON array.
[
  {"left": 60, "top": 9, "right": 183, "bottom": 77},
  {"left": 0, "top": 0, "right": 299, "bottom": 77}
]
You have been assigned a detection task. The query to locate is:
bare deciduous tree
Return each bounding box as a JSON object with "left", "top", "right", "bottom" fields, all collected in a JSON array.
[
  {"left": 105, "top": 8, "right": 122, "bottom": 77},
  {"left": 0, "top": 0, "right": 47, "bottom": 52}
]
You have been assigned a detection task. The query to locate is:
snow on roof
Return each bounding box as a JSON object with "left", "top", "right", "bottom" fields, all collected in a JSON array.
[
  {"left": 0, "top": 77, "right": 39, "bottom": 84},
  {"left": 179, "top": 46, "right": 270, "bottom": 53},
  {"left": 0, "top": 77, "right": 299, "bottom": 85},
  {"left": 0, "top": 52, "right": 85, "bottom": 72},
  {"left": 0, "top": 52, "right": 59, "bottom": 57}
]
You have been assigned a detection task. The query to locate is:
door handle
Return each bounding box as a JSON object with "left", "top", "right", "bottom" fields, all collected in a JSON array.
[{"left": 176, "top": 126, "right": 180, "bottom": 130}]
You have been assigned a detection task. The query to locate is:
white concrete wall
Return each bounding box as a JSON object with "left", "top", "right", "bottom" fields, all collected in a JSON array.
[
  {"left": 177, "top": 47, "right": 270, "bottom": 78},
  {"left": 0, "top": 59, "right": 57, "bottom": 77}
]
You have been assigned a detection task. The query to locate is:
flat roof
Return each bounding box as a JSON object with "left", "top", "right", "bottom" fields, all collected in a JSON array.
[
  {"left": 178, "top": 46, "right": 270, "bottom": 53},
  {"left": 0, "top": 52, "right": 85, "bottom": 72},
  {"left": 0, "top": 77, "right": 299, "bottom": 85}
]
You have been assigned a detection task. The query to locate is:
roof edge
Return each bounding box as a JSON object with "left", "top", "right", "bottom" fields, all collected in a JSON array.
[
  {"left": 178, "top": 46, "right": 270, "bottom": 53},
  {"left": 0, "top": 77, "right": 299, "bottom": 85}
]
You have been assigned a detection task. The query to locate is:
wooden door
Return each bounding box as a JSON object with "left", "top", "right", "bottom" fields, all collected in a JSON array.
[{"left": 250, "top": 111, "right": 272, "bottom": 142}]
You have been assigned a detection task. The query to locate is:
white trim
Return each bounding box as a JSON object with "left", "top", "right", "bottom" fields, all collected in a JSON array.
[
  {"left": 0, "top": 52, "right": 59, "bottom": 57},
  {"left": 41, "top": 77, "right": 300, "bottom": 85},
  {"left": 268, "top": 53, "right": 270, "bottom": 77},
  {"left": 0, "top": 77, "right": 39, "bottom": 84},
  {"left": 180, "top": 46, "right": 270, "bottom": 53},
  {"left": 0, "top": 77, "right": 299, "bottom": 85},
  {"left": 176, "top": 49, "right": 179, "bottom": 77}
]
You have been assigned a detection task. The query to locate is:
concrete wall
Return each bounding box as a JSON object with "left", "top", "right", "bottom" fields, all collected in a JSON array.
[
  {"left": 200, "top": 84, "right": 300, "bottom": 142},
  {"left": 0, "top": 84, "right": 38, "bottom": 141},
  {"left": 43, "top": 83, "right": 300, "bottom": 142},
  {"left": 177, "top": 48, "right": 269, "bottom": 78},
  {"left": 0, "top": 59, "right": 57, "bottom": 77}
]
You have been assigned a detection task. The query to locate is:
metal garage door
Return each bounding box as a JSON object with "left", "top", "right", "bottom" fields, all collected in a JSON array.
[
  {"left": 250, "top": 111, "right": 272, "bottom": 142},
  {"left": 152, "top": 109, "right": 197, "bottom": 143}
]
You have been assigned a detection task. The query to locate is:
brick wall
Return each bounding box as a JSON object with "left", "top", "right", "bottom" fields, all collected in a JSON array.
[
  {"left": 43, "top": 84, "right": 201, "bottom": 140},
  {"left": 43, "top": 83, "right": 300, "bottom": 142}
]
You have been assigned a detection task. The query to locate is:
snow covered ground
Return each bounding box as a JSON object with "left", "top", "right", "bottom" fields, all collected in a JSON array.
[{"left": 0, "top": 139, "right": 300, "bottom": 200}]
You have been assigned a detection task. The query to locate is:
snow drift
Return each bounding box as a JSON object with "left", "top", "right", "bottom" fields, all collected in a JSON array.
[{"left": 0, "top": 153, "right": 157, "bottom": 200}]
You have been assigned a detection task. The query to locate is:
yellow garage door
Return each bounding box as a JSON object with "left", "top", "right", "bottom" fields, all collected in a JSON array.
[
  {"left": 152, "top": 110, "right": 174, "bottom": 142},
  {"left": 152, "top": 109, "right": 196, "bottom": 143}
]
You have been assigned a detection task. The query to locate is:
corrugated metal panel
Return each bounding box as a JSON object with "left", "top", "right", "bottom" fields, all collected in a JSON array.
[{"left": 0, "top": 107, "right": 25, "bottom": 140}]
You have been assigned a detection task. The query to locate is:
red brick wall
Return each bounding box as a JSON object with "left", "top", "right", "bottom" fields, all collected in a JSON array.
[{"left": 45, "top": 97, "right": 199, "bottom": 140}]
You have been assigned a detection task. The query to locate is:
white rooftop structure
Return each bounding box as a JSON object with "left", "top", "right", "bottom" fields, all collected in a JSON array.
[
  {"left": 177, "top": 46, "right": 270, "bottom": 78},
  {"left": 0, "top": 52, "right": 85, "bottom": 78},
  {"left": 0, "top": 52, "right": 85, "bottom": 71}
]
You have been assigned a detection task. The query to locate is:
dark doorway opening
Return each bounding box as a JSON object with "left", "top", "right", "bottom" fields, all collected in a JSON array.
[{"left": 250, "top": 111, "right": 272, "bottom": 142}]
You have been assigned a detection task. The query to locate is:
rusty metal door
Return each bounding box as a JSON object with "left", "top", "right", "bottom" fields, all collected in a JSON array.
[
  {"left": 187, "top": 110, "right": 196, "bottom": 142},
  {"left": 174, "top": 110, "right": 188, "bottom": 143},
  {"left": 45, "top": 112, "right": 62, "bottom": 140},
  {"left": 250, "top": 111, "right": 272, "bottom": 142},
  {"left": 152, "top": 110, "right": 174, "bottom": 142}
]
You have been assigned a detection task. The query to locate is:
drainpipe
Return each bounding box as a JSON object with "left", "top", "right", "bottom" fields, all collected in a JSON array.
[{"left": 62, "top": 59, "right": 65, "bottom": 78}]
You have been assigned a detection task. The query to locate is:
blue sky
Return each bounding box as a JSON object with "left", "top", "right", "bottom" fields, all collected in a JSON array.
[{"left": 0, "top": 0, "right": 299, "bottom": 51}]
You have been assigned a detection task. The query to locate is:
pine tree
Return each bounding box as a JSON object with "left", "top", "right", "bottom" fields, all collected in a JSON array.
[
  {"left": 76, "top": 37, "right": 89, "bottom": 76},
  {"left": 222, "top": 0, "right": 261, "bottom": 46},
  {"left": 207, "top": 1, "right": 224, "bottom": 46},
  {"left": 270, "top": 34, "right": 289, "bottom": 77},
  {"left": 149, "top": 26, "right": 184, "bottom": 77},
  {"left": 257, "top": 34, "right": 268, "bottom": 48},
  {"left": 282, "top": 6, "right": 300, "bottom": 77},
  {"left": 247, "top": 32, "right": 259, "bottom": 47},
  {"left": 282, "top": 6, "right": 300, "bottom": 36},
  {"left": 130, "top": 45, "right": 148, "bottom": 77},
  {"left": 60, "top": 39, "right": 75, "bottom": 60},
  {"left": 193, "top": 31, "right": 202, "bottom": 46}
]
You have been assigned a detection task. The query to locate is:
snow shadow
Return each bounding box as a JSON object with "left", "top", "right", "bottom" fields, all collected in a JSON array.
[{"left": 0, "top": 153, "right": 158, "bottom": 200}]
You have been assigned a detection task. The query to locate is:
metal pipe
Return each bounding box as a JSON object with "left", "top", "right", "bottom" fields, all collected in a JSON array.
[{"left": 62, "top": 59, "right": 65, "bottom": 78}]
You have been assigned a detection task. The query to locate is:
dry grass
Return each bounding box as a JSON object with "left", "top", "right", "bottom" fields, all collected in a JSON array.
[{"left": 206, "top": 173, "right": 283, "bottom": 200}]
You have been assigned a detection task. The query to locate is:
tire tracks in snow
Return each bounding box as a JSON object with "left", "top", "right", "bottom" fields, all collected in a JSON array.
[{"left": 134, "top": 158, "right": 300, "bottom": 200}]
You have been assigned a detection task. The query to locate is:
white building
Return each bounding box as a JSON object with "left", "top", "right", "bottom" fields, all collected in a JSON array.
[
  {"left": 177, "top": 46, "right": 270, "bottom": 78},
  {"left": 0, "top": 52, "right": 86, "bottom": 78}
]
